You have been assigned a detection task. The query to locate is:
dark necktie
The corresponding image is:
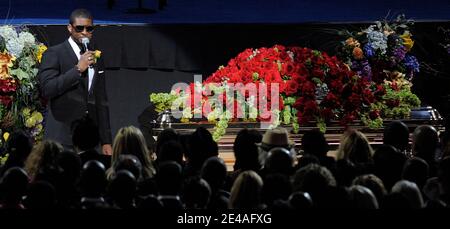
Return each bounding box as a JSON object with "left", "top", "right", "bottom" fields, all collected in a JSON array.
[{"left": 78, "top": 43, "right": 86, "bottom": 54}]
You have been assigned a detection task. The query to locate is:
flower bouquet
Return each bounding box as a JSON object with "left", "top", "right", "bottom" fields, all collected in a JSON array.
[
  {"left": 0, "top": 25, "right": 46, "bottom": 152},
  {"left": 337, "top": 14, "right": 420, "bottom": 121}
]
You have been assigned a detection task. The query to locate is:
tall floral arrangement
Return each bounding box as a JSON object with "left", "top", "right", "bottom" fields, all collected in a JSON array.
[
  {"left": 338, "top": 15, "right": 420, "bottom": 121},
  {"left": 0, "top": 25, "right": 46, "bottom": 152}
]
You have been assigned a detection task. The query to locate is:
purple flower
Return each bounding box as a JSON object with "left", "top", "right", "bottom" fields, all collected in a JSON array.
[
  {"left": 404, "top": 55, "right": 420, "bottom": 73},
  {"left": 363, "top": 43, "right": 375, "bottom": 58},
  {"left": 393, "top": 46, "right": 407, "bottom": 62},
  {"left": 352, "top": 60, "right": 372, "bottom": 81}
]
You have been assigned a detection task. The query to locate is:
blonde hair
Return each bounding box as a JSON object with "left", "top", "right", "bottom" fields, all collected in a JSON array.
[
  {"left": 336, "top": 129, "right": 373, "bottom": 163},
  {"left": 229, "top": 170, "right": 263, "bottom": 209},
  {"left": 107, "top": 126, "right": 156, "bottom": 180},
  {"left": 24, "top": 140, "right": 63, "bottom": 181}
]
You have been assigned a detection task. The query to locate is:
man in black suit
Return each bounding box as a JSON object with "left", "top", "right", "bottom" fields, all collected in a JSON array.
[{"left": 38, "top": 9, "right": 112, "bottom": 155}]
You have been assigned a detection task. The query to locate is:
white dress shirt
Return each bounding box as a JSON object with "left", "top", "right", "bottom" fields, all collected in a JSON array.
[{"left": 68, "top": 37, "right": 94, "bottom": 90}]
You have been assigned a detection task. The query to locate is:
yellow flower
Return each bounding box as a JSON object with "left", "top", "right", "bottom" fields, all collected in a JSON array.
[
  {"left": 400, "top": 32, "right": 414, "bottom": 51},
  {"left": 94, "top": 50, "right": 101, "bottom": 59},
  {"left": 93, "top": 50, "right": 101, "bottom": 63},
  {"left": 31, "top": 111, "right": 44, "bottom": 123},
  {"left": 0, "top": 154, "right": 8, "bottom": 165},
  {"left": 25, "top": 117, "right": 36, "bottom": 128},
  {"left": 22, "top": 107, "right": 31, "bottom": 117},
  {"left": 36, "top": 124, "right": 43, "bottom": 132},
  {"left": 36, "top": 44, "right": 47, "bottom": 63},
  {"left": 3, "top": 132, "right": 9, "bottom": 141}
]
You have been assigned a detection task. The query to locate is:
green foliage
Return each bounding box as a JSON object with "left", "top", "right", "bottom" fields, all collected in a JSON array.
[{"left": 149, "top": 92, "right": 178, "bottom": 113}]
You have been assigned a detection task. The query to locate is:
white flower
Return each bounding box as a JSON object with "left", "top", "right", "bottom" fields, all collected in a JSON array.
[
  {"left": 6, "top": 37, "right": 24, "bottom": 57},
  {"left": 287, "top": 50, "right": 294, "bottom": 60},
  {"left": 19, "top": 31, "right": 36, "bottom": 46},
  {"left": 0, "top": 26, "right": 18, "bottom": 41},
  {"left": 182, "top": 107, "right": 193, "bottom": 119},
  {"left": 365, "top": 25, "right": 388, "bottom": 54}
]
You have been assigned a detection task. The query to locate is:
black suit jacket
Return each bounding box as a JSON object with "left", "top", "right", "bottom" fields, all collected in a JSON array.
[{"left": 38, "top": 40, "right": 112, "bottom": 146}]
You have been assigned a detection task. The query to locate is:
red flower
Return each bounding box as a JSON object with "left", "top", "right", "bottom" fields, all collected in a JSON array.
[
  {"left": 321, "top": 108, "right": 335, "bottom": 120},
  {"left": 369, "top": 110, "right": 380, "bottom": 119},
  {"left": 0, "top": 95, "right": 12, "bottom": 106},
  {"left": 201, "top": 44, "right": 377, "bottom": 126},
  {"left": 312, "top": 67, "right": 325, "bottom": 80},
  {"left": 386, "top": 99, "right": 400, "bottom": 107},
  {"left": 301, "top": 81, "right": 316, "bottom": 97},
  {"left": 323, "top": 93, "right": 340, "bottom": 108},
  {"left": 284, "top": 80, "right": 299, "bottom": 96}
]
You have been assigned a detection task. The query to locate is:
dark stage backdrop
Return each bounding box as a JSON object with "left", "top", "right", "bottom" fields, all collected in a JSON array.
[{"left": 29, "top": 22, "right": 450, "bottom": 136}]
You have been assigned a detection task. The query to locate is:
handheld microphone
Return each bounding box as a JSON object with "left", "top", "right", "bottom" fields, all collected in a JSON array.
[
  {"left": 81, "top": 37, "right": 94, "bottom": 68},
  {"left": 81, "top": 37, "right": 90, "bottom": 52}
]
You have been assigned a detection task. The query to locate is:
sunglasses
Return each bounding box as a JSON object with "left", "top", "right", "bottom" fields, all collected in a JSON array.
[{"left": 73, "top": 25, "right": 95, "bottom": 33}]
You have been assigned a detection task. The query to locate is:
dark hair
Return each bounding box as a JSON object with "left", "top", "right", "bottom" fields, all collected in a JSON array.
[
  {"left": 69, "top": 9, "right": 93, "bottom": 24},
  {"left": 384, "top": 121, "right": 409, "bottom": 152},
  {"left": 301, "top": 129, "right": 329, "bottom": 157}
]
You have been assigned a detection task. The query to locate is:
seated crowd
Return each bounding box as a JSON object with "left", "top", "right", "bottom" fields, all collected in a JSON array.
[{"left": 0, "top": 117, "right": 449, "bottom": 209}]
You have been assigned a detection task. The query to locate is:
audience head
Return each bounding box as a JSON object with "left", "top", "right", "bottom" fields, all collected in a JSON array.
[
  {"left": 412, "top": 125, "right": 439, "bottom": 161},
  {"left": 288, "top": 191, "right": 313, "bottom": 209},
  {"left": 233, "top": 129, "right": 262, "bottom": 171},
  {"left": 111, "top": 126, "right": 155, "bottom": 179},
  {"left": 113, "top": 154, "right": 143, "bottom": 181},
  {"left": 201, "top": 157, "right": 227, "bottom": 192},
  {"left": 108, "top": 170, "right": 137, "bottom": 209},
  {"left": 264, "top": 147, "right": 294, "bottom": 175},
  {"left": 3, "top": 130, "right": 33, "bottom": 167},
  {"left": 372, "top": 144, "right": 407, "bottom": 190},
  {"left": 182, "top": 176, "right": 211, "bottom": 209},
  {"left": 301, "top": 129, "right": 329, "bottom": 157},
  {"left": 352, "top": 174, "right": 387, "bottom": 205},
  {"left": 258, "top": 127, "right": 295, "bottom": 165},
  {"left": 391, "top": 180, "right": 424, "bottom": 209},
  {"left": 80, "top": 160, "right": 107, "bottom": 198},
  {"left": 186, "top": 127, "right": 218, "bottom": 167},
  {"left": 155, "top": 128, "right": 179, "bottom": 157},
  {"left": 157, "top": 140, "right": 184, "bottom": 166},
  {"left": 24, "top": 140, "right": 63, "bottom": 181},
  {"left": 57, "top": 150, "right": 82, "bottom": 184},
  {"left": 292, "top": 163, "right": 336, "bottom": 195},
  {"left": 383, "top": 121, "right": 410, "bottom": 152},
  {"left": 229, "top": 170, "right": 264, "bottom": 209},
  {"left": 336, "top": 129, "right": 373, "bottom": 164},
  {"left": 348, "top": 185, "right": 379, "bottom": 209},
  {"left": 402, "top": 157, "right": 429, "bottom": 190},
  {"left": 156, "top": 161, "right": 183, "bottom": 196},
  {"left": 0, "top": 167, "right": 29, "bottom": 208},
  {"left": 440, "top": 130, "right": 450, "bottom": 159},
  {"left": 71, "top": 116, "right": 100, "bottom": 152},
  {"left": 438, "top": 156, "right": 450, "bottom": 195}
]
